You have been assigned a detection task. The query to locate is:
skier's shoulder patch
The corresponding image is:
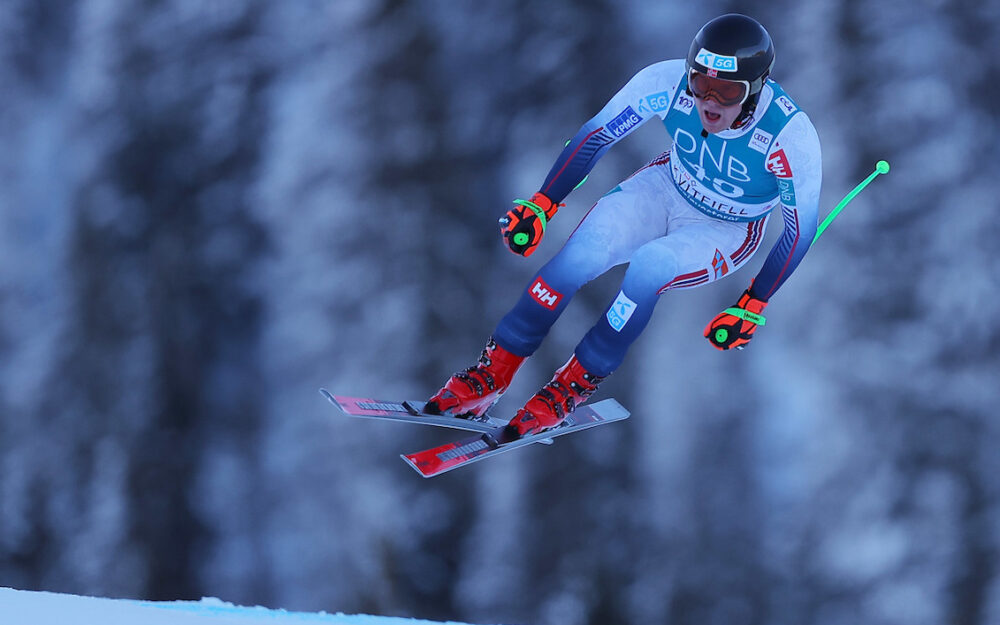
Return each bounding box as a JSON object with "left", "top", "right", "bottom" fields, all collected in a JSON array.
[
  {"left": 774, "top": 94, "right": 798, "bottom": 116},
  {"left": 753, "top": 82, "right": 802, "bottom": 139}
]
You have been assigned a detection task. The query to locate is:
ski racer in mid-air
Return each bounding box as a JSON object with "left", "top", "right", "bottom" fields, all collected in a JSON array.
[{"left": 427, "top": 13, "right": 823, "bottom": 439}]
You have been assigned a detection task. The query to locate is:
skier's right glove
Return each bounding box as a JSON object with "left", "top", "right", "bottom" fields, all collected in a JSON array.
[
  {"left": 499, "top": 192, "right": 563, "bottom": 257},
  {"left": 705, "top": 285, "right": 768, "bottom": 351}
]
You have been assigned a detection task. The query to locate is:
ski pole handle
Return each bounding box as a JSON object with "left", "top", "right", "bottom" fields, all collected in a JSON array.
[
  {"left": 497, "top": 215, "right": 531, "bottom": 246},
  {"left": 814, "top": 160, "right": 890, "bottom": 243}
]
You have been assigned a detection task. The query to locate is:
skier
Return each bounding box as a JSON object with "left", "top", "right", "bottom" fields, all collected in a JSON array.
[{"left": 426, "top": 14, "right": 822, "bottom": 438}]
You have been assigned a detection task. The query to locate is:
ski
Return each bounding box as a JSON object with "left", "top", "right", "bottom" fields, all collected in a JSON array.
[
  {"left": 320, "top": 389, "right": 510, "bottom": 433},
  {"left": 401, "top": 398, "right": 630, "bottom": 478}
]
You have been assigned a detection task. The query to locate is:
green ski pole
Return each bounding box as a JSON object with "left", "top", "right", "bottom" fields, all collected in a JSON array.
[
  {"left": 814, "top": 160, "right": 890, "bottom": 243},
  {"left": 712, "top": 159, "right": 890, "bottom": 347}
]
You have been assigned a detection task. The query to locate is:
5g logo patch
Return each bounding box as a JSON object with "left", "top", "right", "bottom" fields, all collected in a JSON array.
[
  {"left": 695, "top": 48, "right": 738, "bottom": 72},
  {"left": 606, "top": 290, "right": 638, "bottom": 332}
]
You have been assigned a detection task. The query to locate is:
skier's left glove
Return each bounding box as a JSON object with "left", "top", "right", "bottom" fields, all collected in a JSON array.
[
  {"left": 705, "top": 285, "right": 768, "bottom": 351},
  {"left": 499, "top": 192, "right": 563, "bottom": 257}
]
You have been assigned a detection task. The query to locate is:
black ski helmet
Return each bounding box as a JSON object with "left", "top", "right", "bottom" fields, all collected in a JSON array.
[{"left": 687, "top": 14, "right": 775, "bottom": 124}]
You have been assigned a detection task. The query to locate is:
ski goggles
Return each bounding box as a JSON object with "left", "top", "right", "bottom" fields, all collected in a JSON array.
[{"left": 688, "top": 69, "right": 749, "bottom": 107}]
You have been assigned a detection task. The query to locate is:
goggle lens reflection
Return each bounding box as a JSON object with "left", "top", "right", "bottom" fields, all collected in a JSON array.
[{"left": 689, "top": 70, "right": 748, "bottom": 106}]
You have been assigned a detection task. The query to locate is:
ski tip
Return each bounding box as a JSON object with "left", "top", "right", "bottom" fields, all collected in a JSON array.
[
  {"left": 318, "top": 388, "right": 337, "bottom": 404},
  {"left": 400, "top": 454, "right": 436, "bottom": 478},
  {"left": 590, "top": 397, "right": 631, "bottom": 421}
]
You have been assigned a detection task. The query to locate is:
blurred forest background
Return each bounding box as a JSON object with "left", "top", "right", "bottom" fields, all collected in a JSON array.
[{"left": 1, "top": 1, "right": 998, "bottom": 624}]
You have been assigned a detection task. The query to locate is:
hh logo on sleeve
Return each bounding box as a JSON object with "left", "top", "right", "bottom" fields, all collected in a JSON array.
[
  {"left": 766, "top": 149, "right": 793, "bottom": 178},
  {"left": 530, "top": 277, "right": 563, "bottom": 310}
]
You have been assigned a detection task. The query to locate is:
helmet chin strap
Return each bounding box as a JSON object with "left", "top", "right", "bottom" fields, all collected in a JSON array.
[
  {"left": 731, "top": 72, "right": 770, "bottom": 129},
  {"left": 730, "top": 93, "right": 760, "bottom": 129}
]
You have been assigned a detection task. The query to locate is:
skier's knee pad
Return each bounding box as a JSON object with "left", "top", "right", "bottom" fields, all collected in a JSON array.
[{"left": 622, "top": 244, "right": 680, "bottom": 298}]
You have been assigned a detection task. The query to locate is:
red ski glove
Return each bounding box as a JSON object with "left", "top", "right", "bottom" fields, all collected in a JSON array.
[
  {"left": 705, "top": 286, "right": 768, "bottom": 351},
  {"left": 499, "top": 192, "right": 563, "bottom": 257}
]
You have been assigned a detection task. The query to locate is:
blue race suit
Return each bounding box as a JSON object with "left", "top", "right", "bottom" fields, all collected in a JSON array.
[{"left": 494, "top": 60, "right": 822, "bottom": 376}]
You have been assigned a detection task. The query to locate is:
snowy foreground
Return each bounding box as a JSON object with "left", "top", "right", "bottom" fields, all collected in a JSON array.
[{"left": 0, "top": 588, "right": 486, "bottom": 625}]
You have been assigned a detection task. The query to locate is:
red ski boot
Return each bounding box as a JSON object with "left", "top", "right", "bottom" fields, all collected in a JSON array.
[
  {"left": 425, "top": 338, "right": 526, "bottom": 418},
  {"left": 507, "top": 354, "right": 605, "bottom": 438}
]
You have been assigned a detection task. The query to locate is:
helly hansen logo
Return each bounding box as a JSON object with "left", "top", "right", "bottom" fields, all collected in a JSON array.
[
  {"left": 748, "top": 129, "right": 773, "bottom": 154},
  {"left": 530, "top": 277, "right": 563, "bottom": 310},
  {"left": 766, "top": 149, "right": 793, "bottom": 178}
]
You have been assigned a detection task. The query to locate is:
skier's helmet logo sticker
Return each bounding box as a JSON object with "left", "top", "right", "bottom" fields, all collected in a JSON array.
[{"left": 694, "top": 48, "right": 738, "bottom": 73}]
